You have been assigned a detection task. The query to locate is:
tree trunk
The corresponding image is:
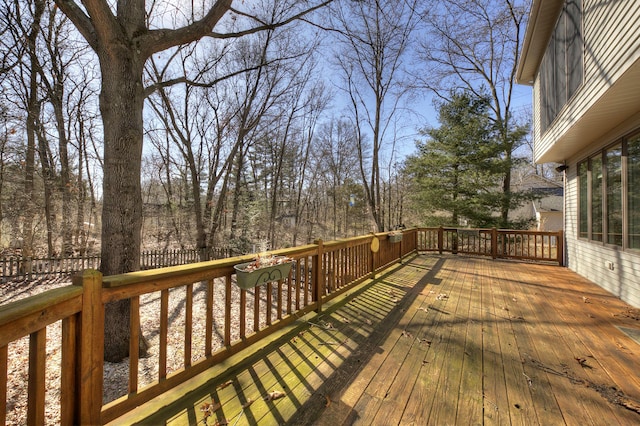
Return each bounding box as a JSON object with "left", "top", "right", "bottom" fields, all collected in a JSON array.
[
  {"left": 98, "top": 46, "right": 147, "bottom": 362},
  {"left": 22, "top": 0, "right": 44, "bottom": 260},
  {"left": 35, "top": 126, "right": 56, "bottom": 256},
  {"left": 53, "top": 93, "right": 74, "bottom": 255}
]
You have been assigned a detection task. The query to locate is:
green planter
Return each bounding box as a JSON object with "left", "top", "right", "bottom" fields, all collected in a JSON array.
[
  {"left": 234, "top": 257, "right": 293, "bottom": 290},
  {"left": 388, "top": 233, "right": 403, "bottom": 243}
]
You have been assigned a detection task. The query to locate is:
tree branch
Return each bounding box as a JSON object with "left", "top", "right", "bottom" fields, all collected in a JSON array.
[{"left": 53, "top": 0, "right": 98, "bottom": 49}]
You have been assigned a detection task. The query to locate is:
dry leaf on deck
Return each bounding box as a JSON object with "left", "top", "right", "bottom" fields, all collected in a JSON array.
[
  {"left": 217, "top": 380, "right": 233, "bottom": 390},
  {"left": 264, "top": 390, "right": 286, "bottom": 401},
  {"left": 365, "top": 318, "right": 373, "bottom": 325},
  {"left": 436, "top": 294, "right": 448, "bottom": 300},
  {"left": 324, "top": 395, "right": 332, "bottom": 407},
  {"left": 341, "top": 316, "right": 351, "bottom": 324},
  {"left": 200, "top": 400, "right": 221, "bottom": 419},
  {"left": 242, "top": 399, "right": 255, "bottom": 409}
]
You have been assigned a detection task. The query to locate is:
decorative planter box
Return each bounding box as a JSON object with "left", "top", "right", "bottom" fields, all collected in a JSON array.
[
  {"left": 388, "top": 233, "right": 403, "bottom": 243},
  {"left": 234, "top": 257, "right": 293, "bottom": 290}
]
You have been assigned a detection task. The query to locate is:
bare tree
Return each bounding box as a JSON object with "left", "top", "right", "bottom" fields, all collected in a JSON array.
[
  {"left": 289, "top": 81, "right": 330, "bottom": 246},
  {"left": 416, "top": 0, "right": 530, "bottom": 226},
  {"left": 330, "top": 0, "right": 418, "bottom": 232},
  {"left": 315, "top": 118, "right": 359, "bottom": 238},
  {"left": 53, "top": 0, "right": 333, "bottom": 361}
]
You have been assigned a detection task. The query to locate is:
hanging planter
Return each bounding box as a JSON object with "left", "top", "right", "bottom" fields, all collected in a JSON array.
[
  {"left": 234, "top": 255, "right": 294, "bottom": 290},
  {"left": 388, "top": 232, "right": 403, "bottom": 243}
]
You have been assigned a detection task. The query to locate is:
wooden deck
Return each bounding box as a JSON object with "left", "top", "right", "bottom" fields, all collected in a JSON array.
[{"left": 111, "top": 254, "right": 640, "bottom": 425}]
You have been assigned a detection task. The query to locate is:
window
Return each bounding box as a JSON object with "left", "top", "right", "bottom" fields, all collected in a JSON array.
[
  {"left": 629, "top": 134, "right": 640, "bottom": 249},
  {"left": 540, "top": 0, "right": 584, "bottom": 132},
  {"left": 578, "top": 161, "right": 588, "bottom": 238},
  {"left": 591, "top": 154, "right": 602, "bottom": 242},
  {"left": 606, "top": 145, "right": 622, "bottom": 245},
  {"left": 577, "top": 131, "right": 640, "bottom": 250}
]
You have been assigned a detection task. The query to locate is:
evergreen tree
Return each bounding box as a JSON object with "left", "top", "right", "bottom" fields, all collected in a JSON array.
[{"left": 405, "top": 91, "right": 504, "bottom": 227}]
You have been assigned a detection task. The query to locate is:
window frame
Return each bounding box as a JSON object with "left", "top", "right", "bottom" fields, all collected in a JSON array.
[
  {"left": 539, "top": 0, "right": 584, "bottom": 133},
  {"left": 577, "top": 129, "right": 640, "bottom": 252}
]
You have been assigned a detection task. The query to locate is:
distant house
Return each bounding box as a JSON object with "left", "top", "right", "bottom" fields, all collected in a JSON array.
[
  {"left": 517, "top": 0, "right": 640, "bottom": 307},
  {"left": 510, "top": 174, "right": 564, "bottom": 232}
]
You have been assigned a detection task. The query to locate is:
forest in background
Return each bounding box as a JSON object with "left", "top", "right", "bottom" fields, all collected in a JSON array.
[{"left": 0, "top": 0, "right": 559, "bottom": 261}]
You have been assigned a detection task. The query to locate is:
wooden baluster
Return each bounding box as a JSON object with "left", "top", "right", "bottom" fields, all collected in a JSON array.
[
  {"left": 205, "top": 279, "right": 214, "bottom": 356},
  {"left": 266, "top": 282, "right": 273, "bottom": 326},
  {"left": 224, "top": 276, "right": 231, "bottom": 346},
  {"left": 240, "top": 289, "right": 246, "bottom": 339},
  {"left": 159, "top": 289, "right": 169, "bottom": 380},
  {"left": 60, "top": 316, "right": 77, "bottom": 425},
  {"left": 129, "top": 296, "right": 140, "bottom": 393},
  {"left": 184, "top": 284, "right": 193, "bottom": 367},
  {"left": 1, "top": 345, "right": 7, "bottom": 425},
  {"left": 27, "top": 328, "right": 46, "bottom": 426},
  {"left": 254, "top": 286, "right": 260, "bottom": 332}
]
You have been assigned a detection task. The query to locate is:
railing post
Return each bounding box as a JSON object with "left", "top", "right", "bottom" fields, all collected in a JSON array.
[
  {"left": 370, "top": 235, "right": 379, "bottom": 279},
  {"left": 557, "top": 230, "right": 564, "bottom": 266},
  {"left": 73, "top": 269, "right": 104, "bottom": 425},
  {"left": 491, "top": 228, "right": 498, "bottom": 259},
  {"left": 313, "top": 239, "right": 324, "bottom": 313},
  {"left": 438, "top": 226, "right": 443, "bottom": 254}
]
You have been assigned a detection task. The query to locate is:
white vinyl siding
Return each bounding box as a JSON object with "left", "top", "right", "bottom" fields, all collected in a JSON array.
[
  {"left": 565, "top": 124, "right": 640, "bottom": 308},
  {"left": 534, "top": 0, "right": 640, "bottom": 162}
]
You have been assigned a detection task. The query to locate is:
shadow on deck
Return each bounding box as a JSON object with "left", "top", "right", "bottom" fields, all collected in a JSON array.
[{"left": 111, "top": 254, "right": 640, "bottom": 425}]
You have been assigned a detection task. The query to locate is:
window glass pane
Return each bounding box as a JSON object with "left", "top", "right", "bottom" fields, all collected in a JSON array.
[
  {"left": 606, "top": 145, "right": 622, "bottom": 245},
  {"left": 554, "top": 14, "right": 567, "bottom": 107},
  {"left": 591, "top": 154, "right": 603, "bottom": 241},
  {"left": 578, "top": 161, "right": 588, "bottom": 238},
  {"left": 628, "top": 134, "right": 640, "bottom": 249},
  {"left": 566, "top": 0, "right": 583, "bottom": 98}
]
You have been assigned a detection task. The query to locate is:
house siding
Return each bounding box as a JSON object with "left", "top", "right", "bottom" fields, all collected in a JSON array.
[
  {"left": 534, "top": 0, "right": 640, "bottom": 162},
  {"left": 564, "top": 115, "right": 640, "bottom": 308}
]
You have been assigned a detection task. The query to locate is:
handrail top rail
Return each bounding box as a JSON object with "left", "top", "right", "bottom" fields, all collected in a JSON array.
[
  {"left": 432, "top": 226, "right": 560, "bottom": 234},
  {"left": 100, "top": 232, "right": 401, "bottom": 289},
  {"left": 0, "top": 285, "right": 83, "bottom": 328},
  {"left": 101, "top": 243, "right": 320, "bottom": 289}
]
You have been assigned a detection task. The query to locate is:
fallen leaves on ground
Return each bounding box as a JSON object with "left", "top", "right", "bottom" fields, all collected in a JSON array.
[{"left": 436, "top": 293, "right": 448, "bottom": 301}]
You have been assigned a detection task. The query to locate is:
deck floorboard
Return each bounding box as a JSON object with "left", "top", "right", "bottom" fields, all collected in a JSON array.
[{"left": 110, "top": 254, "right": 640, "bottom": 425}]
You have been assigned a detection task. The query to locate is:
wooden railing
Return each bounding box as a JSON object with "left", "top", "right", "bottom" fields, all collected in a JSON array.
[
  {"left": 0, "top": 231, "right": 412, "bottom": 425},
  {"left": 0, "top": 227, "right": 561, "bottom": 424},
  {"left": 416, "top": 227, "right": 564, "bottom": 266}
]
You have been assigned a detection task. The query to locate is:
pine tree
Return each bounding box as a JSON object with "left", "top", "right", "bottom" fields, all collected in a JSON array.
[{"left": 405, "top": 91, "right": 504, "bottom": 227}]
